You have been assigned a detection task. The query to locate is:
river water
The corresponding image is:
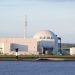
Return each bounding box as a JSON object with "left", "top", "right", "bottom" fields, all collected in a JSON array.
[{"left": 0, "top": 61, "right": 75, "bottom": 75}]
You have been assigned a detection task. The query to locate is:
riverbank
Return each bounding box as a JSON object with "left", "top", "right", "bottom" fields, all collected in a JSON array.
[{"left": 0, "top": 55, "right": 75, "bottom": 61}]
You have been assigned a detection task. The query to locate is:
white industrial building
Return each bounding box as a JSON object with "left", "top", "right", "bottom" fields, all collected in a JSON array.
[
  {"left": 0, "top": 30, "right": 60, "bottom": 55},
  {"left": 70, "top": 47, "right": 75, "bottom": 55}
]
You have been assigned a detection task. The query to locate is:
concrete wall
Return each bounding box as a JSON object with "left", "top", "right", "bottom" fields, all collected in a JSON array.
[
  {"left": 0, "top": 38, "right": 58, "bottom": 55},
  {"left": 11, "top": 43, "right": 28, "bottom": 52},
  {"left": 0, "top": 43, "right": 11, "bottom": 54},
  {"left": 3, "top": 43, "right": 11, "bottom": 54},
  {"left": 54, "top": 38, "right": 58, "bottom": 54},
  {"left": 37, "top": 39, "right": 58, "bottom": 54},
  {"left": 0, "top": 43, "right": 4, "bottom": 54},
  {"left": 0, "top": 38, "right": 38, "bottom": 55}
]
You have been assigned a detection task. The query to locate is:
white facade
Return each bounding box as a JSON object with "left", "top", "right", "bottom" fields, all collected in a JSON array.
[
  {"left": 0, "top": 38, "right": 38, "bottom": 55},
  {"left": 0, "top": 30, "right": 59, "bottom": 55},
  {"left": 33, "top": 30, "right": 58, "bottom": 54},
  {"left": 70, "top": 47, "right": 75, "bottom": 55}
]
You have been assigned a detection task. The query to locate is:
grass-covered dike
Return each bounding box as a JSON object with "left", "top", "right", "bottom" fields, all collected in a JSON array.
[{"left": 0, "top": 55, "right": 75, "bottom": 61}]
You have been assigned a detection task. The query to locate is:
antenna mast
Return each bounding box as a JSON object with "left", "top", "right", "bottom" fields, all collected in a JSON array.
[{"left": 24, "top": 16, "right": 27, "bottom": 38}]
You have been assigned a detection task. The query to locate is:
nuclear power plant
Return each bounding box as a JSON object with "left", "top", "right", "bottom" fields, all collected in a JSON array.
[
  {"left": 0, "top": 17, "right": 61, "bottom": 55},
  {"left": 0, "top": 30, "right": 61, "bottom": 55}
]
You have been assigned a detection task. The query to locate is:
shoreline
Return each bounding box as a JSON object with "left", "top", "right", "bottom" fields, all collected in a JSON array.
[{"left": 0, "top": 55, "right": 75, "bottom": 61}]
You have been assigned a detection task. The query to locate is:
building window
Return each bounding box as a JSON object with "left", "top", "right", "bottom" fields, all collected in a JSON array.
[
  {"left": 0, "top": 48, "right": 3, "bottom": 54},
  {"left": 43, "top": 37, "right": 45, "bottom": 39},
  {"left": 47, "top": 37, "right": 50, "bottom": 39},
  {"left": 40, "top": 37, "right": 46, "bottom": 39},
  {"left": 40, "top": 37, "right": 42, "bottom": 39},
  {"left": 51, "top": 37, "right": 52, "bottom": 39}
]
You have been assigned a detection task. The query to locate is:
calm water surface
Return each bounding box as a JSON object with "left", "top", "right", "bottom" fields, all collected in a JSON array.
[{"left": 0, "top": 61, "right": 75, "bottom": 75}]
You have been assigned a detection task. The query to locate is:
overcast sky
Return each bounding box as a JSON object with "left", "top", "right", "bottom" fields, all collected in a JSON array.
[{"left": 0, "top": 0, "right": 75, "bottom": 43}]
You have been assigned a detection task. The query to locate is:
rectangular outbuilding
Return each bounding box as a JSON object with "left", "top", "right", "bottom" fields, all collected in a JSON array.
[{"left": 70, "top": 47, "right": 75, "bottom": 55}]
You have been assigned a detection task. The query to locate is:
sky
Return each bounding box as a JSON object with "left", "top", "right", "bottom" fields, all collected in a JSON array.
[{"left": 0, "top": 0, "right": 75, "bottom": 43}]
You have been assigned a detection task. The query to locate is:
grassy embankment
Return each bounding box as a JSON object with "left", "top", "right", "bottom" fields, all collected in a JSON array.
[{"left": 0, "top": 55, "right": 75, "bottom": 61}]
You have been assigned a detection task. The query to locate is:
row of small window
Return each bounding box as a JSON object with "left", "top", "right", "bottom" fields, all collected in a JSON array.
[{"left": 40, "top": 37, "right": 52, "bottom": 39}]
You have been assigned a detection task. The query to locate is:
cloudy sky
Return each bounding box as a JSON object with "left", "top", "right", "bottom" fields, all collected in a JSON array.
[{"left": 0, "top": 0, "right": 75, "bottom": 43}]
